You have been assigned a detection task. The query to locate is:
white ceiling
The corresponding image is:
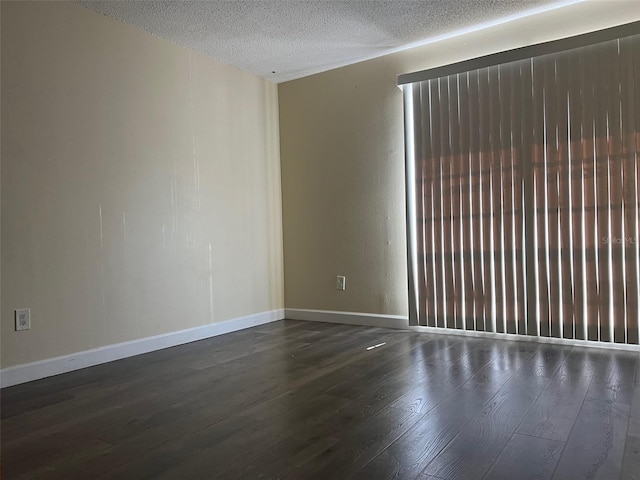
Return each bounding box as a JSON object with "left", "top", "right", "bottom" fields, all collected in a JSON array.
[{"left": 80, "top": 0, "right": 569, "bottom": 83}]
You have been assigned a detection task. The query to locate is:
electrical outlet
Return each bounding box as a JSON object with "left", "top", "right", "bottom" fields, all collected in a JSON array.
[
  {"left": 15, "top": 309, "right": 31, "bottom": 331},
  {"left": 336, "top": 275, "right": 346, "bottom": 291}
]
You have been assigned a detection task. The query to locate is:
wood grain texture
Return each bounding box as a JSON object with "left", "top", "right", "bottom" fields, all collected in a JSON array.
[
  {"left": 622, "top": 435, "right": 640, "bottom": 480},
  {"left": 420, "top": 375, "right": 550, "bottom": 479},
  {"left": 349, "top": 383, "right": 500, "bottom": 480},
  {"left": 552, "top": 396, "right": 630, "bottom": 480},
  {"left": 516, "top": 372, "right": 592, "bottom": 442},
  {"left": 1, "top": 320, "right": 639, "bottom": 480},
  {"left": 482, "top": 433, "right": 563, "bottom": 480},
  {"left": 630, "top": 385, "right": 640, "bottom": 437},
  {"left": 585, "top": 349, "right": 637, "bottom": 405}
]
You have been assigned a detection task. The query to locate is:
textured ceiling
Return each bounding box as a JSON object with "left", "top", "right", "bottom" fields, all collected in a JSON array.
[{"left": 80, "top": 0, "right": 567, "bottom": 83}]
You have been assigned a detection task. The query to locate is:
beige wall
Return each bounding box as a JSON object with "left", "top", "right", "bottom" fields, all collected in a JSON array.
[
  {"left": 279, "top": 1, "right": 640, "bottom": 317},
  {"left": 1, "top": 1, "right": 284, "bottom": 368}
]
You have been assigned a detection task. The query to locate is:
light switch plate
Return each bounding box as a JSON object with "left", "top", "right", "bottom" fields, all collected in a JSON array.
[{"left": 336, "top": 275, "right": 346, "bottom": 291}]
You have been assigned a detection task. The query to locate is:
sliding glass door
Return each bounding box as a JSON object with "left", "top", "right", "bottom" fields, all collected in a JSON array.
[{"left": 403, "top": 32, "right": 640, "bottom": 344}]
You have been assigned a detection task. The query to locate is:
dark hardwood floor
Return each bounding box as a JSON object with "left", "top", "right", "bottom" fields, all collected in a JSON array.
[{"left": 1, "top": 319, "right": 639, "bottom": 479}]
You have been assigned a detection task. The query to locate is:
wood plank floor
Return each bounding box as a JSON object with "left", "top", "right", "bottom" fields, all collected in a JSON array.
[{"left": 1, "top": 319, "right": 639, "bottom": 479}]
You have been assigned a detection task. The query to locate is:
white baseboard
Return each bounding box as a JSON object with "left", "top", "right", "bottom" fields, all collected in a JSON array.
[
  {"left": 407, "top": 324, "right": 640, "bottom": 352},
  {"left": 285, "top": 308, "right": 640, "bottom": 352},
  {"left": 0, "top": 309, "right": 285, "bottom": 388},
  {"left": 5, "top": 307, "right": 637, "bottom": 388},
  {"left": 285, "top": 308, "right": 409, "bottom": 329}
]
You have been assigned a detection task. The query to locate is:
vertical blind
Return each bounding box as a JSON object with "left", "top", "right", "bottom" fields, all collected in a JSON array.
[{"left": 404, "top": 33, "right": 640, "bottom": 344}]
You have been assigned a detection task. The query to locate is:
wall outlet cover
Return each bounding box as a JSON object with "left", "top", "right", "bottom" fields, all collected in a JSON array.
[
  {"left": 15, "top": 309, "right": 31, "bottom": 331},
  {"left": 336, "top": 275, "right": 346, "bottom": 291}
]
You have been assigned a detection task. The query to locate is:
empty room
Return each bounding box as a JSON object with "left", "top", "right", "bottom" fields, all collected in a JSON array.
[{"left": 2, "top": 0, "right": 640, "bottom": 478}]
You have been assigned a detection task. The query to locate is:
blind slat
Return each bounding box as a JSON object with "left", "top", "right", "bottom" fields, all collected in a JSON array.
[
  {"left": 621, "top": 36, "right": 639, "bottom": 344},
  {"left": 569, "top": 51, "right": 585, "bottom": 340}
]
